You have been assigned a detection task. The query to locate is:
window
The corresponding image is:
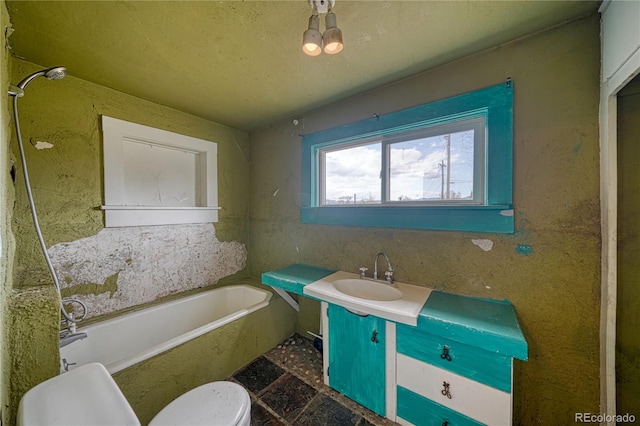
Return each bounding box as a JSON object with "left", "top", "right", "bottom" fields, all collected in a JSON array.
[
  {"left": 101, "top": 116, "right": 219, "bottom": 227},
  {"left": 301, "top": 82, "right": 514, "bottom": 233},
  {"left": 319, "top": 117, "right": 485, "bottom": 206}
]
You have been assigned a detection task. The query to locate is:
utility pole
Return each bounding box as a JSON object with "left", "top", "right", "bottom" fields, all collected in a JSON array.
[
  {"left": 445, "top": 134, "right": 451, "bottom": 200},
  {"left": 439, "top": 160, "right": 446, "bottom": 199}
]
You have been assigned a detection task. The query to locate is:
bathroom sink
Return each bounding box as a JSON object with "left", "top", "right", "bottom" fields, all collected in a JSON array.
[
  {"left": 304, "top": 270, "right": 432, "bottom": 326},
  {"left": 333, "top": 278, "right": 402, "bottom": 301}
]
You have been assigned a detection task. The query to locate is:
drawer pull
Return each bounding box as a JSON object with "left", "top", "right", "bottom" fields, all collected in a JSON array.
[
  {"left": 441, "top": 381, "right": 452, "bottom": 399},
  {"left": 371, "top": 330, "right": 379, "bottom": 343},
  {"left": 442, "top": 421, "right": 449, "bottom": 426},
  {"left": 440, "top": 345, "right": 452, "bottom": 361}
]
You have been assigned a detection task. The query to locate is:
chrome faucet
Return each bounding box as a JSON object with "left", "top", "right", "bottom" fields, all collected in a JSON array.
[
  {"left": 374, "top": 252, "right": 394, "bottom": 284},
  {"left": 59, "top": 332, "right": 87, "bottom": 348},
  {"left": 59, "top": 312, "right": 87, "bottom": 348}
]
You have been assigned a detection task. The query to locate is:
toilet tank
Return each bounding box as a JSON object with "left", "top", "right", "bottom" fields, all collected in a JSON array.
[{"left": 18, "top": 363, "right": 140, "bottom": 426}]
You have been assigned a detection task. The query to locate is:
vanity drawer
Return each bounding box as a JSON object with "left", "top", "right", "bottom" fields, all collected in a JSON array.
[
  {"left": 396, "top": 353, "right": 511, "bottom": 425},
  {"left": 397, "top": 386, "right": 482, "bottom": 426},
  {"left": 396, "top": 325, "right": 512, "bottom": 392}
]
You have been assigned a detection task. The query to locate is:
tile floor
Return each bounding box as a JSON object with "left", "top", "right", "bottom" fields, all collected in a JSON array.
[{"left": 228, "top": 334, "right": 398, "bottom": 426}]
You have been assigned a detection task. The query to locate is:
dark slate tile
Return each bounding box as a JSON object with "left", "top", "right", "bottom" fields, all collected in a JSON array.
[
  {"left": 250, "top": 401, "right": 287, "bottom": 426},
  {"left": 295, "top": 394, "right": 363, "bottom": 426},
  {"left": 260, "top": 373, "right": 318, "bottom": 422},
  {"left": 233, "top": 356, "right": 286, "bottom": 394}
]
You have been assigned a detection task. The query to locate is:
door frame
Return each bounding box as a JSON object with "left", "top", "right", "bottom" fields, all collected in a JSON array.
[{"left": 599, "top": 1, "right": 640, "bottom": 421}]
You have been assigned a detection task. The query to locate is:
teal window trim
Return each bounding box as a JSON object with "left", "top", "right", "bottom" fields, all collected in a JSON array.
[{"left": 301, "top": 82, "right": 514, "bottom": 233}]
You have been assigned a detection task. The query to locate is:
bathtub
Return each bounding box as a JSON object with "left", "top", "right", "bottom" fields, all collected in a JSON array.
[{"left": 59, "top": 284, "right": 272, "bottom": 374}]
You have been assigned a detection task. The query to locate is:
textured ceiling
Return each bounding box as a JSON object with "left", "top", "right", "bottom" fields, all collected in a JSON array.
[{"left": 6, "top": 1, "right": 599, "bottom": 131}]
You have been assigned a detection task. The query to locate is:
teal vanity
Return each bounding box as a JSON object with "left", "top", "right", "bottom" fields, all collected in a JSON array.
[{"left": 262, "top": 264, "right": 528, "bottom": 426}]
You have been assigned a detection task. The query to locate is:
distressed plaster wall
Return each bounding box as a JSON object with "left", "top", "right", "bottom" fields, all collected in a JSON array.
[
  {"left": 617, "top": 76, "right": 640, "bottom": 415},
  {"left": 50, "top": 224, "right": 246, "bottom": 319},
  {"left": 249, "top": 15, "right": 601, "bottom": 424}
]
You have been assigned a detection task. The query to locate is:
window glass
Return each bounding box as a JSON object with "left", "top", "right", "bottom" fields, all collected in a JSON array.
[
  {"left": 319, "top": 118, "right": 484, "bottom": 206},
  {"left": 390, "top": 134, "right": 473, "bottom": 202},
  {"left": 386, "top": 118, "right": 483, "bottom": 204},
  {"left": 322, "top": 141, "right": 382, "bottom": 205}
]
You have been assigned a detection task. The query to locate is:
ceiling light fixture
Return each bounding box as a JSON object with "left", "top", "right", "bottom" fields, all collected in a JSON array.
[
  {"left": 302, "top": 11, "right": 322, "bottom": 56},
  {"left": 323, "top": 11, "right": 343, "bottom": 54},
  {"left": 302, "top": 0, "right": 343, "bottom": 56}
]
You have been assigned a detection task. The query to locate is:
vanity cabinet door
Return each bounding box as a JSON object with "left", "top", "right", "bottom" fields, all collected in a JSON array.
[{"left": 328, "top": 304, "right": 386, "bottom": 416}]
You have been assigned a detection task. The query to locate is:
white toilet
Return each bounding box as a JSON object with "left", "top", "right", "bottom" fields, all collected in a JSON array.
[
  {"left": 17, "top": 363, "right": 251, "bottom": 426},
  {"left": 149, "top": 381, "right": 251, "bottom": 426}
]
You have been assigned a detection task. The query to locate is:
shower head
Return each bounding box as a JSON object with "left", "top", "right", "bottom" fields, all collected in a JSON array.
[
  {"left": 12, "top": 66, "right": 67, "bottom": 93},
  {"left": 44, "top": 67, "right": 67, "bottom": 81}
]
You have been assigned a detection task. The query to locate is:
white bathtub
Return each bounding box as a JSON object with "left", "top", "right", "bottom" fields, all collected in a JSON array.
[{"left": 60, "top": 285, "right": 272, "bottom": 374}]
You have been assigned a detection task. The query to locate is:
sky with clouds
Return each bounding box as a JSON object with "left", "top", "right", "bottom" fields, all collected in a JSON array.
[{"left": 324, "top": 130, "right": 474, "bottom": 204}]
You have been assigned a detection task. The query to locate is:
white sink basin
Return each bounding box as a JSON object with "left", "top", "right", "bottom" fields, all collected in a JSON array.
[
  {"left": 304, "top": 271, "right": 432, "bottom": 326},
  {"left": 333, "top": 278, "right": 402, "bottom": 301}
]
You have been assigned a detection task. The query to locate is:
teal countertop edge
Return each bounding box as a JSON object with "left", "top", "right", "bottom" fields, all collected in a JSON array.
[
  {"left": 417, "top": 291, "right": 528, "bottom": 361},
  {"left": 261, "top": 264, "right": 336, "bottom": 297},
  {"left": 261, "top": 264, "right": 527, "bottom": 361}
]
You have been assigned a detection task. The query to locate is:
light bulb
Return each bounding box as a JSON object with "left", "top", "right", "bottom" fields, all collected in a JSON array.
[
  {"left": 302, "top": 14, "right": 323, "bottom": 56},
  {"left": 323, "top": 12, "right": 343, "bottom": 54}
]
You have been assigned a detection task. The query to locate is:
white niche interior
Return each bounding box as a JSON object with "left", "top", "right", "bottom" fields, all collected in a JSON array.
[{"left": 101, "top": 115, "right": 219, "bottom": 227}]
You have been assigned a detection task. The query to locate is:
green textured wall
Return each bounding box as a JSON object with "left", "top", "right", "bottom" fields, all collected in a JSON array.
[
  {"left": 2, "top": 50, "right": 61, "bottom": 426},
  {"left": 1, "top": 1, "right": 14, "bottom": 424},
  {"left": 617, "top": 76, "right": 640, "bottom": 415},
  {"left": 6, "top": 287, "right": 59, "bottom": 424},
  {"left": 249, "top": 15, "right": 601, "bottom": 423}
]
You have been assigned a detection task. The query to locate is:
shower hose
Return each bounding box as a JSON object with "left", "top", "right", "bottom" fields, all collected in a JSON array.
[{"left": 11, "top": 94, "right": 87, "bottom": 325}]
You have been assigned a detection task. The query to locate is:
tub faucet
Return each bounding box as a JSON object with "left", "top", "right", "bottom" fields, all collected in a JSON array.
[
  {"left": 59, "top": 332, "right": 87, "bottom": 348},
  {"left": 373, "top": 252, "right": 394, "bottom": 284}
]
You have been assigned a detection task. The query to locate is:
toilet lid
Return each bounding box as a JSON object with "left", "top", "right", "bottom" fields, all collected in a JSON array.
[{"left": 149, "top": 381, "right": 250, "bottom": 426}]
